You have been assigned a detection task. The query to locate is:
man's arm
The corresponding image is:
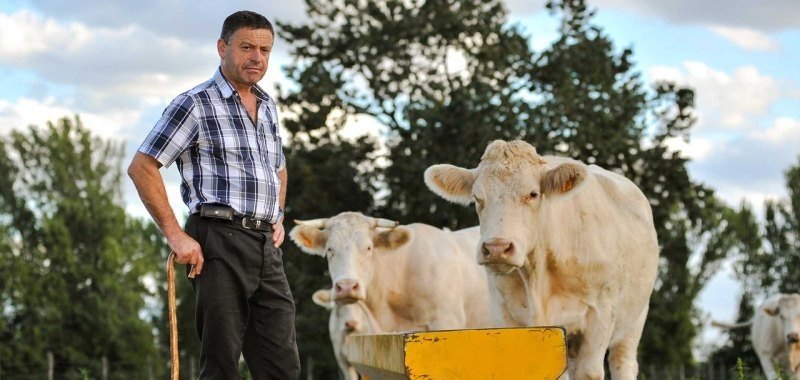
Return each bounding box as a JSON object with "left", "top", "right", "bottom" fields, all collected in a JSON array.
[
  {"left": 127, "top": 152, "right": 204, "bottom": 275},
  {"left": 272, "top": 166, "right": 287, "bottom": 247}
]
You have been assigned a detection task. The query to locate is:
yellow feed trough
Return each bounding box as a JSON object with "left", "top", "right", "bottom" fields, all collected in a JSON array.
[{"left": 344, "top": 327, "right": 568, "bottom": 380}]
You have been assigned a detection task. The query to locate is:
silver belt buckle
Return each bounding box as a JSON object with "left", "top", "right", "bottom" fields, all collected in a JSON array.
[{"left": 241, "top": 217, "right": 250, "bottom": 229}]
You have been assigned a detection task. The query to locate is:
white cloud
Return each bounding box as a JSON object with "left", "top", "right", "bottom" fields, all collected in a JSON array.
[
  {"left": 663, "top": 136, "right": 714, "bottom": 161},
  {"left": 709, "top": 25, "right": 780, "bottom": 52},
  {"left": 0, "top": 96, "right": 146, "bottom": 142},
  {"left": 0, "top": 10, "right": 91, "bottom": 62},
  {"left": 648, "top": 62, "right": 780, "bottom": 131},
  {"left": 588, "top": 0, "right": 800, "bottom": 32},
  {"left": 749, "top": 117, "right": 800, "bottom": 145}
]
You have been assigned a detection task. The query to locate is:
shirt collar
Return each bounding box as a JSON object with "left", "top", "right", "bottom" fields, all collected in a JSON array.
[{"left": 213, "top": 67, "right": 271, "bottom": 103}]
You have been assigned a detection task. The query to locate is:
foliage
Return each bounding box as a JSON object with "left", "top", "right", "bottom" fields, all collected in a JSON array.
[
  {"left": 276, "top": 0, "right": 759, "bottom": 372},
  {"left": 0, "top": 117, "right": 162, "bottom": 378}
]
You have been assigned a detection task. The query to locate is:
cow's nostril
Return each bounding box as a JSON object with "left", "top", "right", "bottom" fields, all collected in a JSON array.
[
  {"left": 504, "top": 242, "right": 514, "bottom": 255},
  {"left": 481, "top": 245, "right": 491, "bottom": 258},
  {"left": 788, "top": 333, "right": 800, "bottom": 343}
]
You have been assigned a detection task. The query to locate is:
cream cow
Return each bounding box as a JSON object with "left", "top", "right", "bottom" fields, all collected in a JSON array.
[
  {"left": 424, "top": 140, "right": 659, "bottom": 380},
  {"left": 290, "top": 212, "right": 494, "bottom": 333},
  {"left": 712, "top": 293, "right": 800, "bottom": 379},
  {"left": 312, "top": 289, "right": 380, "bottom": 380}
]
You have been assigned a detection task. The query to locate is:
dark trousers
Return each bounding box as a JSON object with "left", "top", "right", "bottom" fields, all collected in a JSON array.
[{"left": 185, "top": 214, "right": 300, "bottom": 380}]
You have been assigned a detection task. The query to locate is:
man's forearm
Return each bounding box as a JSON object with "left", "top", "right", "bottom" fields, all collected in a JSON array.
[
  {"left": 278, "top": 167, "right": 287, "bottom": 220},
  {"left": 128, "top": 152, "right": 183, "bottom": 239}
]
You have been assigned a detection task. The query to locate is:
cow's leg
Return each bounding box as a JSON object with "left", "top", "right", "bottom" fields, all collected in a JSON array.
[
  {"left": 574, "top": 306, "right": 614, "bottom": 380},
  {"left": 608, "top": 306, "right": 647, "bottom": 380},
  {"left": 755, "top": 350, "right": 779, "bottom": 380}
]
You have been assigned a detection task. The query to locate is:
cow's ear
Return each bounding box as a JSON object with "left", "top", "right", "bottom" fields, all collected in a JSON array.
[
  {"left": 541, "top": 162, "right": 587, "bottom": 195},
  {"left": 289, "top": 225, "right": 328, "bottom": 255},
  {"left": 424, "top": 164, "right": 476, "bottom": 205},
  {"left": 762, "top": 303, "right": 780, "bottom": 317},
  {"left": 374, "top": 226, "right": 412, "bottom": 250},
  {"left": 312, "top": 289, "right": 333, "bottom": 309}
]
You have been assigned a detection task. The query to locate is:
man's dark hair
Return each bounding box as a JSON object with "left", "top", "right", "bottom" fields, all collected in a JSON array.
[{"left": 220, "top": 11, "right": 273, "bottom": 43}]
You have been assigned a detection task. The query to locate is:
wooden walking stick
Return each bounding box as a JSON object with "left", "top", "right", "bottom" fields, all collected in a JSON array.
[{"left": 168, "top": 252, "right": 197, "bottom": 380}]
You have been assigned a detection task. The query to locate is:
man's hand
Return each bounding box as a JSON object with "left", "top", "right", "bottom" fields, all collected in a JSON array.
[
  {"left": 168, "top": 230, "right": 204, "bottom": 276},
  {"left": 272, "top": 221, "right": 285, "bottom": 247}
]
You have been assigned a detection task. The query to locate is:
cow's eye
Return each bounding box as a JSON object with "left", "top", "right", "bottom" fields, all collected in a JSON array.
[
  {"left": 526, "top": 191, "right": 540, "bottom": 201},
  {"left": 326, "top": 247, "right": 334, "bottom": 258}
]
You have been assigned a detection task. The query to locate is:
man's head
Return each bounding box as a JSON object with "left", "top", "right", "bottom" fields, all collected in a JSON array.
[{"left": 218, "top": 11, "right": 274, "bottom": 91}]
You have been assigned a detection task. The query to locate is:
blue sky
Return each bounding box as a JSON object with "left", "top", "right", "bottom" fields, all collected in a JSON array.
[{"left": 1, "top": 0, "right": 798, "bottom": 358}]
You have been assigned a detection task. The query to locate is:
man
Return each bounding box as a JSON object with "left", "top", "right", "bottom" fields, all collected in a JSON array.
[{"left": 128, "top": 10, "right": 300, "bottom": 379}]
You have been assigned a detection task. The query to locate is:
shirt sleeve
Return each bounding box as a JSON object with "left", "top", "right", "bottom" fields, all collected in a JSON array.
[{"left": 138, "top": 94, "right": 199, "bottom": 168}]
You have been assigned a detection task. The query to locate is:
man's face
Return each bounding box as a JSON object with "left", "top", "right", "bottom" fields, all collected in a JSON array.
[{"left": 218, "top": 27, "right": 273, "bottom": 90}]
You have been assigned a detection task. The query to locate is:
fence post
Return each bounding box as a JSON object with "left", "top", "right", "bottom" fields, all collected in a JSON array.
[
  {"left": 47, "top": 351, "right": 54, "bottom": 380},
  {"left": 679, "top": 363, "right": 685, "bottom": 380},
  {"left": 102, "top": 356, "right": 108, "bottom": 380}
]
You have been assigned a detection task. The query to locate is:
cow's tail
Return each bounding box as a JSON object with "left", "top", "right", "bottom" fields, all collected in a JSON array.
[{"left": 710, "top": 319, "right": 753, "bottom": 329}]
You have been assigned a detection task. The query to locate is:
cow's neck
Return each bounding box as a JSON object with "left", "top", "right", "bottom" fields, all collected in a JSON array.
[{"left": 364, "top": 250, "right": 415, "bottom": 331}]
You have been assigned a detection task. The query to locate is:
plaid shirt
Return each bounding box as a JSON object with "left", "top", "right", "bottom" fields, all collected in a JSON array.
[{"left": 138, "top": 68, "right": 285, "bottom": 223}]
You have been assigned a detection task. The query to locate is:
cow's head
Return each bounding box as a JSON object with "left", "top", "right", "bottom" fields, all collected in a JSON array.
[
  {"left": 290, "top": 212, "right": 410, "bottom": 303},
  {"left": 763, "top": 294, "right": 800, "bottom": 346},
  {"left": 425, "top": 140, "right": 587, "bottom": 274},
  {"left": 762, "top": 293, "right": 800, "bottom": 373},
  {"left": 312, "top": 289, "right": 377, "bottom": 335},
  {"left": 312, "top": 288, "right": 379, "bottom": 380}
]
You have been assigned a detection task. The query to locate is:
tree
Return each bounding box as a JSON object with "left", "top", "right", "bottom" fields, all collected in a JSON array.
[
  {"left": 744, "top": 157, "right": 800, "bottom": 293},
  {"left": 277, "top": 0, "right": 757, "bottom": 373},
  {"left": 0, "top": 117, "right": 162, "bottom": 378},
  {"left": 279, "top": 0, "right": 537, "bottom": 229}
]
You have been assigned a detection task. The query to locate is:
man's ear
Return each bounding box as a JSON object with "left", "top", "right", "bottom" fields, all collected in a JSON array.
[{"left": 217, "top": 38, "right": 227, "bottom": 59}]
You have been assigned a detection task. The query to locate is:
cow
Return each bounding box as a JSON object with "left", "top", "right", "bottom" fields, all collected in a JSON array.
[
  {"left": 312, "top": 288, "right": 380, "bottom": 380},
  {"left": 712, "top": 293, "right": 800, "bottom": 379},
  {"left": 424, "top": 139, "right": 659, "bottom": 380},
  {"left": 289, "top": 212, "right": 494, "bottom": 333}
]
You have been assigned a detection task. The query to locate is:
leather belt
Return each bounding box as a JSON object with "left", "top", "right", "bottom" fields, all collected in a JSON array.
[
  {"left": 199, "top": 204, "right": 272, "bottom": 232},
  {"left": 234, "top": 215, "right": 273, "bottom": 232}
]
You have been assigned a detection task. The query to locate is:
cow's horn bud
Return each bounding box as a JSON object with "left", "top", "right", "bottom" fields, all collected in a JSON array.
[
  {"left": 372, "top": 218, "right": 399, "bottom": 228},
  {"left": 295, "top": 218, "right": 328, "bottom": 229}
]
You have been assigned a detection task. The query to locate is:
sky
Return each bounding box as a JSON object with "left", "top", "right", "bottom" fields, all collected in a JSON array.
[{"left": 0, "top": 0, "right": 798, "bottom": 358}]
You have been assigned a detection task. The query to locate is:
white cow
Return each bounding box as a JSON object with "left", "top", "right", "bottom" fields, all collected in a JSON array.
[
  {"left": 290, "top": 212, "right": 494, "bottom": 333},
  {"left": 425, "top": 140, "right": 659, "bottom": 380},
  {"left": 312, "top": 289, "right": 380, "bottom": 380},
  {"left": 712, "top": 293, "right": 800, "bottom": 379}
]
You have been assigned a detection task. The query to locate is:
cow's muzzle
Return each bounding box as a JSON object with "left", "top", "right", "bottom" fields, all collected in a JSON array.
[
  {"left": 788, "top": 332, "right": 800, "bottom": 344},
  {"left": 481, "top": 238, "right": 515, "bottom": 261},
  {"left": 334, "top": 279, "right": 363, "bottom": 304}
]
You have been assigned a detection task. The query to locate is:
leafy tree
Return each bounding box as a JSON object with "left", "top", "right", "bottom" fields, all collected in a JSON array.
[
  {"left": 277, "top": 0, "right": 758, "bottom": 373},
  {"left": 0, "top": 117, "right": 162, "bottom": 378},
  {"left": 744, "top": 157, "right": 800, "bottom": 293},
  {"left": 279, "top": 0, "right": 537, "bottom": 229},
  {"left": 707, "top": 291, "right": 761, "bottom": 379}
]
